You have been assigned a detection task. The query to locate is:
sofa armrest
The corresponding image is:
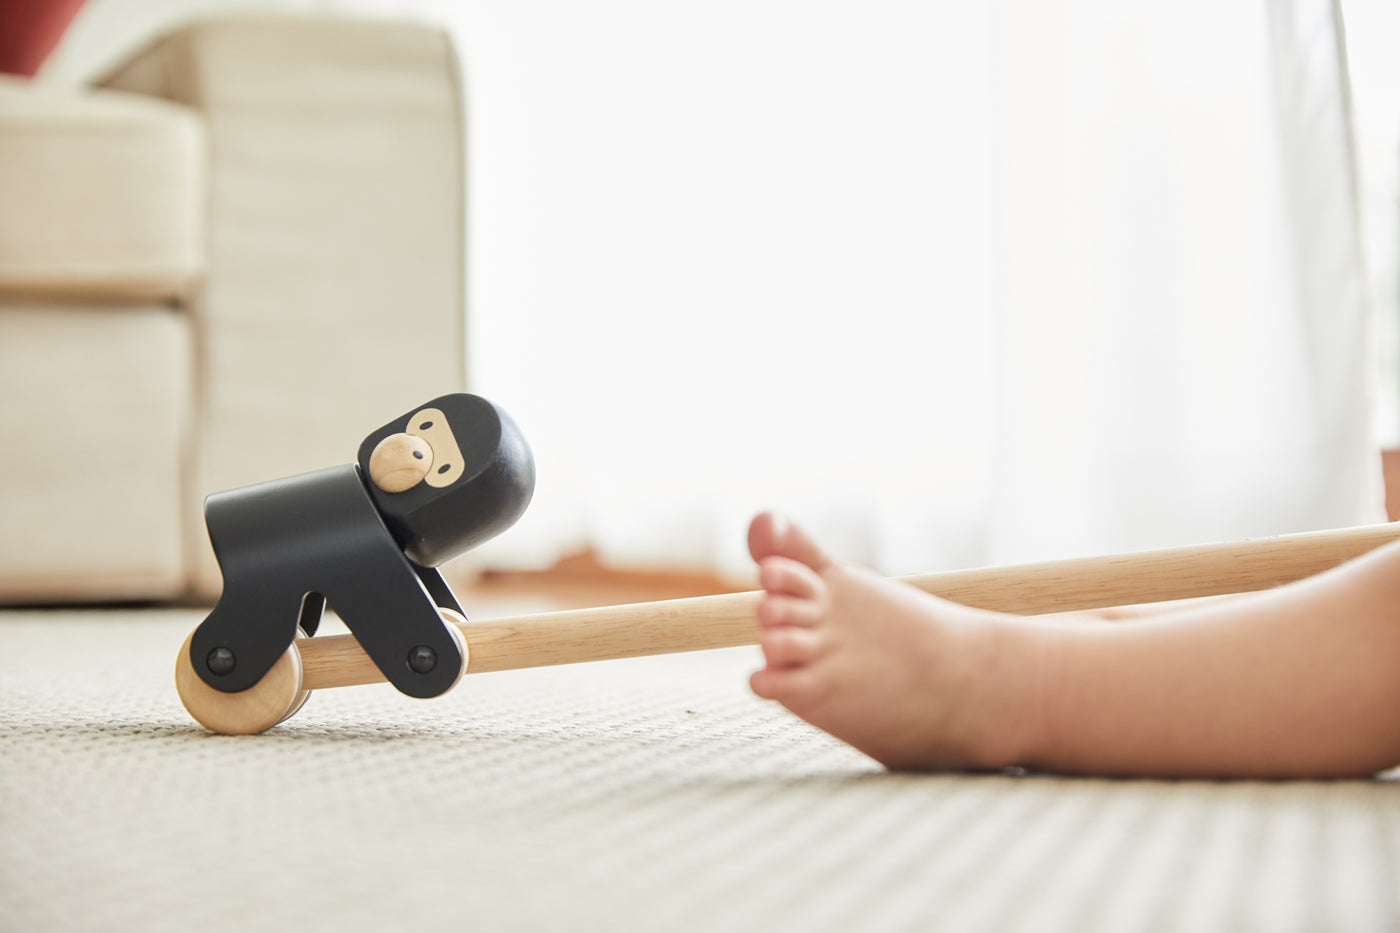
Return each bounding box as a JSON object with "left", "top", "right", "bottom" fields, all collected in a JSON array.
[
  {"left": 0, "top": 75, "right": 205, "bottom": 302},
  {"left": 98, "top": 15, "right": 468, "bottom": 595}
]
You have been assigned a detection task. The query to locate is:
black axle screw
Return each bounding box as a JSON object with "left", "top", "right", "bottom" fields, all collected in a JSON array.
[
  {"left": 206, "top": 647, "right": 237, "bottom": 676},
  {"left": 407, "top": 645, "right": 437, "bottom": 674}
]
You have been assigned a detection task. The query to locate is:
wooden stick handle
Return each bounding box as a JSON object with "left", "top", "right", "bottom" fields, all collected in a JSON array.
[
  {"left": 897, "top": 521, "right": 1400, "bottom": 613},
  {"left": 300, "top": 590, "right": 762, "bottom": 689},
  {"left": 299, "top": 521, "right": 1400, "bottom": 691}
]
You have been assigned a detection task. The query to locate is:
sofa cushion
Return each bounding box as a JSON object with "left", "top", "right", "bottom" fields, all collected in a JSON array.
[
  {"left": 0, "top": 74, "right": 205, "bottom": 301},
  {"left": 0, "top": 303, "right": 189, "bottom": 601}
]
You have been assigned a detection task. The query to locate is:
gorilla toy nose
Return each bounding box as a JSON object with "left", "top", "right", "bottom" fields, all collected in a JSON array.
[{"left": 368, "top": 433, "right": 433, "bottom": 492}]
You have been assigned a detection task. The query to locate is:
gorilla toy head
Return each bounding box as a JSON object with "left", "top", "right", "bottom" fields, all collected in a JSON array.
[{"left": 357, "top": 394, "right": 535, "bottom": 567}]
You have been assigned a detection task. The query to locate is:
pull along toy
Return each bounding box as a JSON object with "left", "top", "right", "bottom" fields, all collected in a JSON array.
[{"left": 176, "top": 393, "right": 1400, "bottom": 734}]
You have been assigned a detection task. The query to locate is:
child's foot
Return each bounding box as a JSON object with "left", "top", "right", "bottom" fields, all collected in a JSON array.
[{"left": 747, "top": 512, "right": 1047, "bottom": 771}]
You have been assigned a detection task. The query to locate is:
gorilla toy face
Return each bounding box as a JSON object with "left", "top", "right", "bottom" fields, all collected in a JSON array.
[{"left": 357, "top": 394, "right": 535, "bottom": 567}]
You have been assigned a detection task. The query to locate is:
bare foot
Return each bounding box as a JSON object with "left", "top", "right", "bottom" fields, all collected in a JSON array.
[{"left": 747, "top": 512, "right": 1047, "bottom": 771}]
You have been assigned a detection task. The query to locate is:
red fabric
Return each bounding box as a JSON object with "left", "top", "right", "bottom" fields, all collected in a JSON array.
[{"left": 0, "top": 0, "right": 88, "bottom": 76}]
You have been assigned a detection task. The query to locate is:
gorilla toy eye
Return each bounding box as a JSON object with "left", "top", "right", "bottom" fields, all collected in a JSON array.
[{"left": 402, "top": 407, "right": 464, "bottom": 489}]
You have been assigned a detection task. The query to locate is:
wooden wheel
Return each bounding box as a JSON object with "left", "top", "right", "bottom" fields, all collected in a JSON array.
[
  {"left": 276, "top": 688, "right": 313, "bottom": 725},
  {"left": 175, "top": 630, "right": 304, "bottom": 735},
  {"left": 438, "top": 608, "right": 470, "bottom": 685}
]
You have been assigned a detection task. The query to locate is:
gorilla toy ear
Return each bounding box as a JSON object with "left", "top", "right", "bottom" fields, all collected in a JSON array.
[{"left": 357, "top": 394, "right": 535, "bottom": 567}]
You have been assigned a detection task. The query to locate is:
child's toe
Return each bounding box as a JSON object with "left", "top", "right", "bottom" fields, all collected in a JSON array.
[
  {"left": 748, "top": 512, "right": 833, "bottom": 571},
  {"left": 760, "top": 625, "right": 821, "bottom": 669},
  {"left": 757, "top": 594, "right": 823, "bottom": 629},
  {"left": 759, "top": 556, "right": 825, "bottom": 600}
]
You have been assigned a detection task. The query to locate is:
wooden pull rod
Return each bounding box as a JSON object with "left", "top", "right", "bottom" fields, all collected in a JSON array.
[{"left": 298, "top": 521, "right": 1400, "bottom": 691}]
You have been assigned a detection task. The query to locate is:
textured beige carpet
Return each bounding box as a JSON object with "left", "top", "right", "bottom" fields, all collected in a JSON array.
[{"left": 2, "top": 608, "right": 1399, "bottom": 932}]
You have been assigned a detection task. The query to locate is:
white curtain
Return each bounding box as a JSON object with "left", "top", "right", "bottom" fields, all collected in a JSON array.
[
  {"left": 51, "top": 0, "right": 1385, "bottom": 579},
  {"left": 457, "top": 1, "right": 999, "bottom": 576},
  {"left": 982, "top": 0, "right": 1381, "bottom": 566},
  {"left": 454, "top": 0, "right": 1382, "bottom": 579}
]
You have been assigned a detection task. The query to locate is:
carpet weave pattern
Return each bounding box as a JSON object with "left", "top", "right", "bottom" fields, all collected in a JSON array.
[{"left": 1, "top": 610, "right": 1398, "bottom": 932}]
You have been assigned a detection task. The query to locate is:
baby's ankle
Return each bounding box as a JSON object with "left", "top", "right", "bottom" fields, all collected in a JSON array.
[{"left": 954, "top": 617, "right": 1057, "bottom": 771}]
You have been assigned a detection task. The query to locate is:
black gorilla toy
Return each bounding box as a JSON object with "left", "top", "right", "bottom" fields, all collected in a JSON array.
[{"left": 187, "top": 394, "right": 534, "bottom": 699}]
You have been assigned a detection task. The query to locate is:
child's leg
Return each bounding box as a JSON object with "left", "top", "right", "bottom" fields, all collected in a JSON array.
[
  {"left": 749, "top": 512, "right": 1400, "bottom": 778},
  {"left": 1035, "top": 539, "right": 1400, "bottom": 777}
]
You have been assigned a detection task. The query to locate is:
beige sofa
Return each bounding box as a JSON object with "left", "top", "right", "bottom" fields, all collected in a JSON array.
[{"left": 0, "top": 15, "right": 466, "bottom": 603}]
